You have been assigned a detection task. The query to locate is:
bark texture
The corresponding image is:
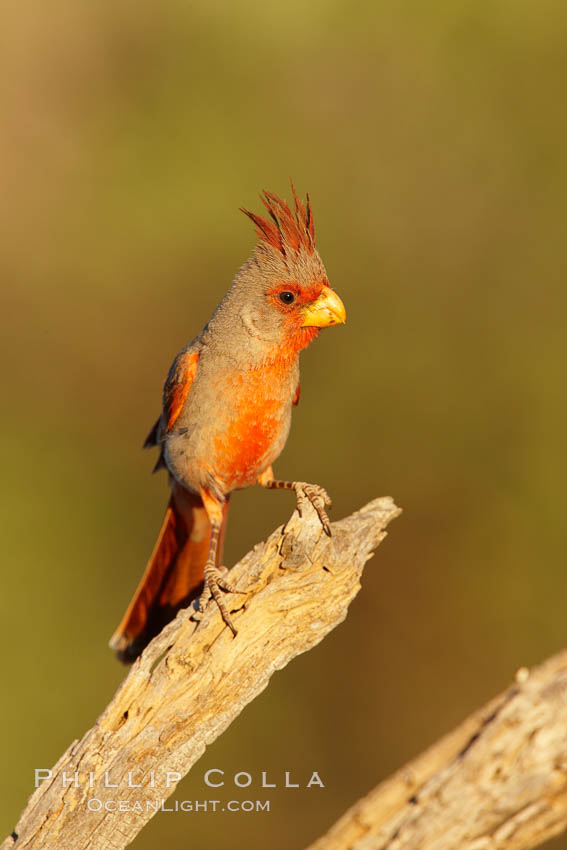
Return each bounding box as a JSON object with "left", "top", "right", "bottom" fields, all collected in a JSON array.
[
  {"left": 306, "top": 652, "right": 567, "bottom": 850},
  {"left": 2, "top": 496, "right": 400, "bottom": 850}
]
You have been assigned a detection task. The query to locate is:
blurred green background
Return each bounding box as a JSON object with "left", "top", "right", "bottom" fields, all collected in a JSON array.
[{"left": 2, "top": 0, "right": 567, "bottom": 847}]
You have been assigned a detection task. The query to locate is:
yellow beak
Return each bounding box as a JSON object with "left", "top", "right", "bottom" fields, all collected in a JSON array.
[{"left": 301, "top": 285, "right": 346, "bottom": 328}]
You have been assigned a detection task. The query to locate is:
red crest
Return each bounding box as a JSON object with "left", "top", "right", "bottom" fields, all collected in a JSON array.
[{"left": 241, "top": 180, "right": 315, "bottom": 256}]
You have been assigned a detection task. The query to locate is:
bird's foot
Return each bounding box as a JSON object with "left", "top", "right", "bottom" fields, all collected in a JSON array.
[
  {"left": 293, "top": 482, "right": 332, "bottom": 536},
  {"left": 198, "top": 564, "right": 242, "bottom": 636}
]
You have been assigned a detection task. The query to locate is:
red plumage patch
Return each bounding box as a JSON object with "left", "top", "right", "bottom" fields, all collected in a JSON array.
[
  {"left": 267, "top": 281, "right": 323, "bottom": 306},
  {"left": 165, "top": 350, "right": 199, "bottom": 432},
  {"left": 241, "top": 180, "right": 315, "bottom": 256}
]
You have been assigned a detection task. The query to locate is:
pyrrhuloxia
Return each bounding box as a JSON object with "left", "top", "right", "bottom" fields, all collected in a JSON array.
[{"left": 110, "top": 184, "right": 346, "bottom": 662}]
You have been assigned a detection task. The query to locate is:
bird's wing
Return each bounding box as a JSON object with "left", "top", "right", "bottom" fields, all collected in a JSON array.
[
  {"left": 143, "top": 343, "right": 200, "bottom": 456},
  {"left": 162, "top": 346, "right": 200, "bottom": 433}
]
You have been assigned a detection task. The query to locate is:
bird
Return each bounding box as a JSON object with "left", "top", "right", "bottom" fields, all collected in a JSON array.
[{"left": 109, "top": 183, "right": 346, "bottom": 663}]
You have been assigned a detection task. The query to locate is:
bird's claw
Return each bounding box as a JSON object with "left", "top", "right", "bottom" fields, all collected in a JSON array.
[
  {"left": 198, "top": 564, "right": 242, "bottom": 636},
  {"left": 293, "top": 482, "right": 332, "bottom": 536}
]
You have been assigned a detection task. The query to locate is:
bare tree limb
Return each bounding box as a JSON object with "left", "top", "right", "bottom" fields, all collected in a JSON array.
[
  {"left": 306, "top": 651, "right": 567, "bottom": 850},
  {"left": 2, "top": 496, "right": 400, "bottom": 850}
]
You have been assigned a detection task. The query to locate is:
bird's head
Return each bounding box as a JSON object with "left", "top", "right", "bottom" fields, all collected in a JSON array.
[{"left": 233, "top": 183, "right": 346, "bottom": 359}]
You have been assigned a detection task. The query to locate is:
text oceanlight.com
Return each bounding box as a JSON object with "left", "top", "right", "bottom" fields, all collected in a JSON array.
[{"left": 86, "top": 799, "right": 271, "bottom": 813}]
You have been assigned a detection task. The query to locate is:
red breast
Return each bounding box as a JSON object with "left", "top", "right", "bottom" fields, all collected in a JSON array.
[{"left": 209, "top": 356, "right": 297, "bottom": 490}]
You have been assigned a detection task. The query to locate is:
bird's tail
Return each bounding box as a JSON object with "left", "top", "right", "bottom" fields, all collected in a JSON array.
[{"left": 109, "top": 482, "right": 229, "bottom": 663}]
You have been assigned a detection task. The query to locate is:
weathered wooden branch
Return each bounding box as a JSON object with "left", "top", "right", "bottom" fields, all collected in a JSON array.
[
  {"left": 2, "top": 496, "right": 400, "bottom": 850},
  {"left": 306, "top": 651, "right": 567, "bottom": 850}
]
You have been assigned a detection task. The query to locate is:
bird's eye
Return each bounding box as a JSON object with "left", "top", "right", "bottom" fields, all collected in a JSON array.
[{"left": 279, "top": 291, "right": 295, "bottom": 305}]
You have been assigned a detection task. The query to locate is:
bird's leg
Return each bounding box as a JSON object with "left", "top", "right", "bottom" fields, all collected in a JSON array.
[
  {"left": 258, "top": 466, "right": 332, "bottom": 536},
  {"left": 199, "top": 488, "right": 240, "bottom": 636}
]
